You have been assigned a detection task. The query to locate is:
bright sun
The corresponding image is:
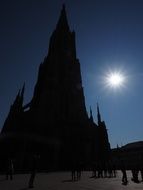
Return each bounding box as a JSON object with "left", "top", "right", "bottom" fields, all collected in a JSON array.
[{"left": 105, "top": 71, "right": 126, "bottom": 89}]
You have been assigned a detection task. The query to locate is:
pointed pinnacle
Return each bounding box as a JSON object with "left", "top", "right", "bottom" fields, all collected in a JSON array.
[
  {"left": 21, "top": 82, "right": 25, "bottom": 96},
  {"left": 56, "top": 4, "right": 69, "bottom": 31}
]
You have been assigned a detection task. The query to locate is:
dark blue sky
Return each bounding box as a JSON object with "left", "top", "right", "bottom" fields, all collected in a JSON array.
[{"left": 1, "top": 0, "right": 143, "bottom": 148}]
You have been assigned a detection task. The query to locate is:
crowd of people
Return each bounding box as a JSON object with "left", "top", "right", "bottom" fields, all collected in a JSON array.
[
  {"left": 70, "top": 161, "right": 143, "bottom": 185},
  {"left": 90, "top": 162, "right": 117, "bottom": 178},
  {"left": 2, "top": 157, "right": 143, "bottom": 187}
]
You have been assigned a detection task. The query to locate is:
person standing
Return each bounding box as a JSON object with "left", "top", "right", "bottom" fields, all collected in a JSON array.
[
  {"left": 120, "top": 161, "right": 128, "bottom": 185},
  {"left": 28, "top": 154, "right": 39, "bottom": 188},
  {"left": 6, "top": 158, "right": 14, "bottom": 180}
]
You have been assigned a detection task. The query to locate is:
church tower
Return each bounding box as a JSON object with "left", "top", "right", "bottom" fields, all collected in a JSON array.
[
  {"left": 30, "top": 5, "right": 88, "bottom": 132},
  {"left": 0, "top": 5, "right": 110, "bottom": 171}
]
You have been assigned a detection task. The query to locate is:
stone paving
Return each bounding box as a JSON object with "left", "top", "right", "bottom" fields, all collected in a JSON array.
[{"left": 0, "top": 171, "right": 143, "bottom": 190}]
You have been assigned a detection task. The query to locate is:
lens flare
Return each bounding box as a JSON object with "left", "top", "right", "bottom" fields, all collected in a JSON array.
[
  {"left": 104, "top": 70, "right": 126, "bottom": 90},
  {"left": 107, "top": 72, "right": 124, "bottom": 87}
]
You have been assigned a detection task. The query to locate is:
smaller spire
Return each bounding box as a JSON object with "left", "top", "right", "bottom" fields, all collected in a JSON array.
[
  {"left": 90, "top": 106, "right": 93, "bottom": 122},
  {"left": 20, "top": 82, "right": 25, "bottom": 106},
  {"left": 21, "top": 82, "right": 25, "bottom": 98},
  {"left": 97, "top": 103, "right": 101, "bottom": 125},
  {"left": 11, "top": 89, "right": 22, "bottom": 112},
  {"left": 14, "top": 89, "right": 21, "bottom": 104}
]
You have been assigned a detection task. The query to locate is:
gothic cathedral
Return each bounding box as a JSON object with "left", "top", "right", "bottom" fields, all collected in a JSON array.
[{"left": 0, "top": 5, "right": 110, "bottom": 171}]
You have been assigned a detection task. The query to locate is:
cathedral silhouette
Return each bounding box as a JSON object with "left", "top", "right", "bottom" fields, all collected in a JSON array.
[{"left": 0, "top": 5, "right": 110, "bottom": 171}]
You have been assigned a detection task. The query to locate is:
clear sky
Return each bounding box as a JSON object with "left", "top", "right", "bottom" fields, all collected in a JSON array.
[{"left": 1, "top": 0, "right": 143, "bottom": 148}]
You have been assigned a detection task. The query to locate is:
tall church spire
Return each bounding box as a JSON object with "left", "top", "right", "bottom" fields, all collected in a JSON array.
[
  {"left": 47, "top": 4, "right": 76, "bottom": 60},
  {"left": 97, "top": 103, "right": 101, "bottom": 125},
  {"left": 56, "top": 4, "right": 70, "bottom": 32}
]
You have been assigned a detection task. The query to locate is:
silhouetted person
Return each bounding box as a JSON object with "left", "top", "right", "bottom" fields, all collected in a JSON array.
[
  {"left": 112, "top": 164, "right": 117, "bottom": 178},
  {"left": 71, "top": 161, "right": 82, "bottom": 181},
  {"left": 120, "top": 161, "right": 128, "bottom": 185},
  {"left": 71, "top": 167, "right": 76, "bottom": 181},
  {"left": 97, "top": 162, "right": 103, "bottom": 178},
  {"left": 90, "top": 163, "right": 97, "bottom": 178},
  {"left": 6, "top": 158, "right": 14, "bottom": 180},
  {"left": 71, "top": 160, "right": 76, "bottom": 181},
  {"left": 140, "top": 169, "right": 143, "bottom": 182},
  {"left": 139, "top": 163, "right": 143, "bottom": 182},
  {"left": 28, "top": 154, "right": 39, "bottom": 188},
  {"left": 103, "top": 163, "right": 108, "bottom": 178},
  {"left": 131, "top": 164, "right": 139, "bottom": 183},
  {"left": 108, "top": 165, "right": 113, "bottom": 178},
  {"left": 77, "top": 162, "right": 83, "bottom": 180}
]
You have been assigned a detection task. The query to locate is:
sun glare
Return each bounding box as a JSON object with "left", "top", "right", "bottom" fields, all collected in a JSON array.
[
  {"left": 107, "top": 73, "right": 124, "bottom": 87},
  {"left": 104, "top": 70, "right": 126, "bottom": 89}
]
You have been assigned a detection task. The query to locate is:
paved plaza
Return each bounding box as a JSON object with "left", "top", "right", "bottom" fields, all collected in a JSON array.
[{"left": 0, "top": 171, "right": 143, "bottom": 190}]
